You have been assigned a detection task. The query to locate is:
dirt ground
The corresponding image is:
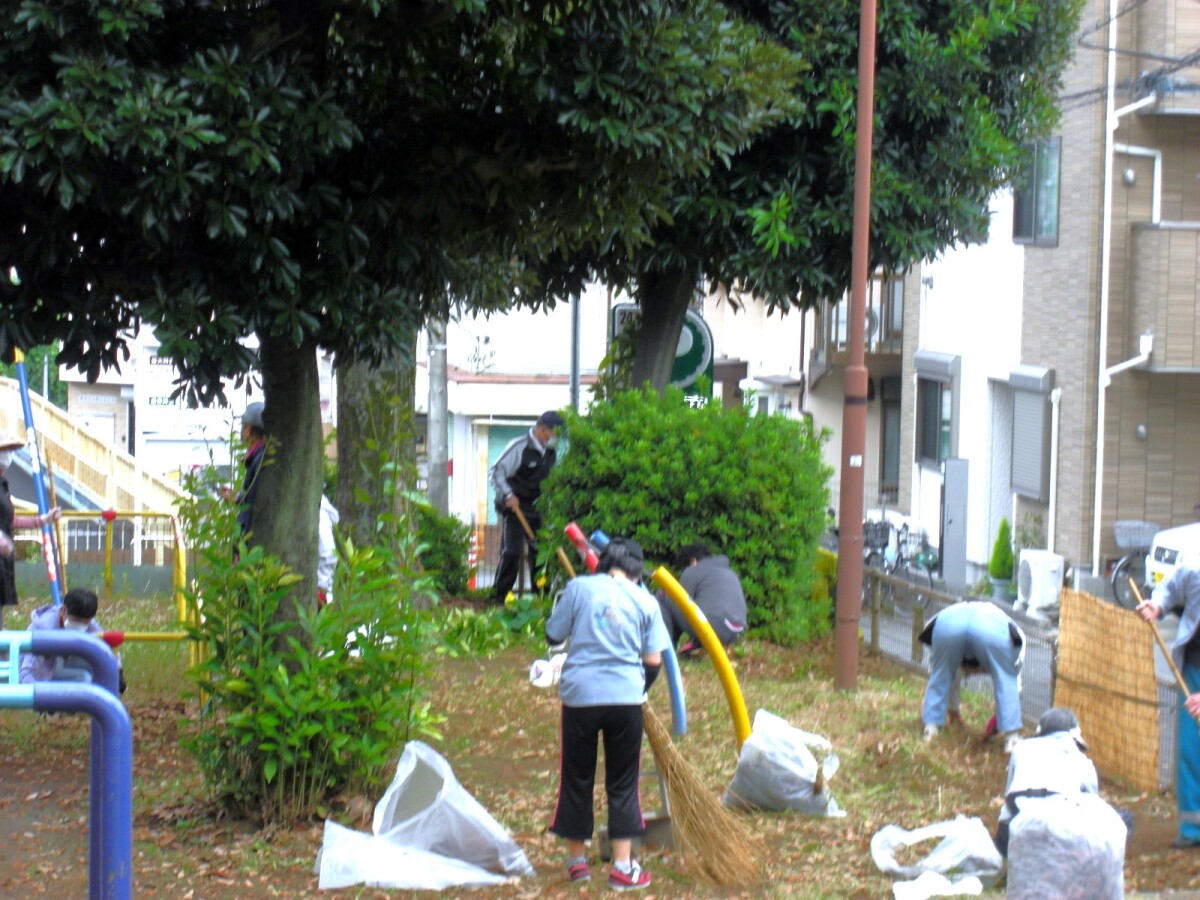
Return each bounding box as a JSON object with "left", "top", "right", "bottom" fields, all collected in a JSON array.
[{"left": 2, "top": 641, "right": 1200, "bottom": 898}]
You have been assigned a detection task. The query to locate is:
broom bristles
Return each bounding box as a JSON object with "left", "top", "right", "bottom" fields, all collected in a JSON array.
[{"left": 642, "top": 703, "right": 762, "bottom": 887}]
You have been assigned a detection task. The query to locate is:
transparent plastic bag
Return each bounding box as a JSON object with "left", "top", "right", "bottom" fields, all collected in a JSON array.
[
  {"left": 1006, "top": 794, "right": 1125, "bottom": 900},
  {"left": 870, "top": 815, "right": 1003, "bottom": 886},
  {"left": 723, "top": 709, "right": 842, "bottom": 815},
  {"left": 316, "top": 740, "right": 535, "bottom": 890}
]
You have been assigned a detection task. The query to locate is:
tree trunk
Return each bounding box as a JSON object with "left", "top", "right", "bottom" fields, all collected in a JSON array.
[
  {"left": 334, "top": 342, "right": 418, "bottom": 548},
  {"left": 629, "top": 264, "right": 698, "bottom": 393},
  {"left": 253, "top": 331, "right": 324, "bottom": 625}
]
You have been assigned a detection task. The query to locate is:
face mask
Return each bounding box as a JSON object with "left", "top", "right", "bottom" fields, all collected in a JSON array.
[
  {"left": 63, "top": 618, "right": 91, "bottom": 632},
  {"left": 546, "top": 435, "right": 559, "bottom": 450},
  {"left": 0, "top": 450, "right": 12, "bottom": 470}
]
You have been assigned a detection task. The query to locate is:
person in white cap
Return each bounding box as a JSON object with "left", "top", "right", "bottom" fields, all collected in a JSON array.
[
  {"left": 994, "top": 707, "right": 1101, "bottom": 855},
  {"left": 0, "top": 431, "right": 61, "bottom": 627}
]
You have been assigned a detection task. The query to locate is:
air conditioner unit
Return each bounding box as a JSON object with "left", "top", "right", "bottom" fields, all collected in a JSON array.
[{"left": 1017, "top": 549, "right": 1065, "bottom": 618}]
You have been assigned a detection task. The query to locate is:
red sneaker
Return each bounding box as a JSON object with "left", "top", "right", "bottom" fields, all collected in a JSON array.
[
  {"left": 608, "top": 861, "right": 651, "bottom": 891},
  {"left": 567, "top": 859, "right": 591, "bottom": 882}
]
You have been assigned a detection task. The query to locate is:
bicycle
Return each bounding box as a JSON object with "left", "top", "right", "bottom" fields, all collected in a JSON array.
[
  {"left": 862, "top": 520, "right": 939, "bottom": 619},
  {"left": 1109, "top": 519, "right": 1159, "bottom": 610}
]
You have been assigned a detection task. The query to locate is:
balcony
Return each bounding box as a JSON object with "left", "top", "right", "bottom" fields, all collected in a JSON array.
[
  {"left": 808, "top": 272, "right": 905, "bottom": 388},
  {"left": 1137, "top": 0, "right": 1200, "bottom": 114},
  {"left": 1130, "top": 223, "right": 1200, "bottom": 370}
]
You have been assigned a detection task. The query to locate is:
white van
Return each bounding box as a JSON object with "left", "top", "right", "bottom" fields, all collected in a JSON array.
[{"left": 1145, "top": 522, "right": 1200, "bottom": 590}]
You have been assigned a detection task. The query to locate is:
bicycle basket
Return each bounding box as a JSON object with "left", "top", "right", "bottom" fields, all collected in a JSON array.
[
  {"left": 863, "top": 520, "right": 891, "bottom": 551},
  {"left": 900, "top": 527, "right": 927, "bottom": 558},
  {"left": 1113, "top": 520, "right": 1159, "bottom": 552}
]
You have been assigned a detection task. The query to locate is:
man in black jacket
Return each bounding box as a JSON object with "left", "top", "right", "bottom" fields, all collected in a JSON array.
[{"left": 489, "top": 410, "right": 563, "bottom": 603}]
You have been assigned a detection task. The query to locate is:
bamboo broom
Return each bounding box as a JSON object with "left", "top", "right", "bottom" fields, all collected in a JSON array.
[{"left": 642, "top": 702, "right": 762, "bottom": 886}]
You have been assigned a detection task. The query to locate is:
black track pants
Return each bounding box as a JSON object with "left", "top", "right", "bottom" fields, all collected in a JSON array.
[{"left": 550, "top": 703, "right": 645, "bottom": 841}]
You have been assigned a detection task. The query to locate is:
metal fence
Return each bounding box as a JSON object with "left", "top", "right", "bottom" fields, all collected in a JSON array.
[{"left": 861, "top": 569, "right": 1180, "bottom": 789}]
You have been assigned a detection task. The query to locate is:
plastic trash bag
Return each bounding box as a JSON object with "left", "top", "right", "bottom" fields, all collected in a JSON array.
[
  {"left": 870, "top": 815, "right": 1002, "bottom": 886},
  {"left": 529, "top": 652, "right": 567, "bottom": 689},
  {"left": 723, "top": 709, "right": 843, "bottom": 816},
  {"left": 316, "top": 740, "right": 535, "bottom": 890},
  {"left": 1006, "top": 793, "right": 1125, "bottom": 900},
  {"left": 891, "top": 870, "right": 983, "bottom": 900}
]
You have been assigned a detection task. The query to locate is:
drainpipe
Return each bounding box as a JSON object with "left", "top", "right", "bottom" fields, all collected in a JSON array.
[
  {"left": 1089, "top": 0, "right": 1159, "bottom": 576},
  {"left": 1047, "top": 387, "right": 1061, "bottom": 553}
]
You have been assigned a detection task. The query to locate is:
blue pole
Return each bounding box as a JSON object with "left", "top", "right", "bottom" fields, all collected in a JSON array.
[
  {"left": 12, "top": 348, "right": 63, "bottom": 605},
  {"left": 36, "top": 683, "right": 132, "bottom": 900},
  {"left": 30, "top": 632, "right": 125, "bottom": 898}
]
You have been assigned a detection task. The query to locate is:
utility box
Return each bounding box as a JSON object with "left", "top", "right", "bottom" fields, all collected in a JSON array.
[{"left": 940, "top": 458, "right": 969, "bottom": 592}]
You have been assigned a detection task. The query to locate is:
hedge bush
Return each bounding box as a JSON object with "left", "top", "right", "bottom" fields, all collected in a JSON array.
[{"left": 539, "top": 387, "right": 832, "bottom": 644}]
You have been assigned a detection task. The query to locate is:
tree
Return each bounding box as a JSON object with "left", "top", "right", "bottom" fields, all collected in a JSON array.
[
  {"left": 0, "top": 1, "right": 802, "bottom": 610},
  {"left": 0, "top": 343, "right": 66, "bottom": 408},
  {"left": 541, "top": 0, "right": 1086, "bottom": 390}
]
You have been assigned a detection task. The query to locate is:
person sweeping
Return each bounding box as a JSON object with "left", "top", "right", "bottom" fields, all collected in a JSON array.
[{"left": 544, "top": 536, "right": 671, "bottom": 891}]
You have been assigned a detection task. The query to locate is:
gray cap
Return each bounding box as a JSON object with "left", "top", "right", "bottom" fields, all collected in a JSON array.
[
  {"left": 242, "top": 402, "right": 265, "bottom": 431},
  {"left": 1036, "top": 707, "right": 1087, "bottom": 751}
]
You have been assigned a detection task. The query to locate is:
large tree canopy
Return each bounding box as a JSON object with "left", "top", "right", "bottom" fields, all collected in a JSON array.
[
  {"left": 0, "top": 0, "right": 802, "bottom": 603},
  {"left": 531, "top": 0, "right": 1086, "bottom": 389}
]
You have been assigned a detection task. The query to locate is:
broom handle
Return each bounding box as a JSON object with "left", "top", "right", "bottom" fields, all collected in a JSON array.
[
  {"left": 513, "top": 505, "right": 536, "bottom": 542},
  {"left": 1130, "top": 578, "right": 1193, "bottom": 698}
]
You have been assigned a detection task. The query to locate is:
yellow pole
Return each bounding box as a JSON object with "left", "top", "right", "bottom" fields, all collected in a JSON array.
[
  {"left": 102, "top": 512, "right": 114, "bottom": 597},
  {"left": 651, "top": 566, "right": 752, "bottom": 751}
]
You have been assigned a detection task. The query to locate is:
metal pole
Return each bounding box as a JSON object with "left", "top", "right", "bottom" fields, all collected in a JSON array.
[
  {"left": 427, "top": 320, "right": 449, "bottom": 515},
  {"left": 570, "top": 294, "right": 581, "bottom": 411},
  {"left": 12, "top": 349, "right": 64, "bottom": 605},
  {"left": 834, "top": 0, "right": 878, "bottom": 690}
]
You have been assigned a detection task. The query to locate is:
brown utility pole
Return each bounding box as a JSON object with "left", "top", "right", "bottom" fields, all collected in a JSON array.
[{"left": 834, "top": 0, "right": 878, "bottom": 690}]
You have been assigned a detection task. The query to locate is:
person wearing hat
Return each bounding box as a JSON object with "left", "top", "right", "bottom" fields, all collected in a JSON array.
[
  {"left": 543, "top": 536, "right": 670, "bottom": 890},
  {"left": 919, "top": 599, "right": 1026, "bottom": 752},
  {"left": 0, "top": 432, "right": 61, "bottom": 627},
  {"left": 220, "top": 402, "right": 267, "bottom": 538},
  {"left": 993, "top": 707, "right": 1101, "bottom": 855},
  {"left": 1137, "top": 556, "right": 1200, "bottom": 850},
  {"left": 488, "top": 410, "right": 563, "bottom": 604}
]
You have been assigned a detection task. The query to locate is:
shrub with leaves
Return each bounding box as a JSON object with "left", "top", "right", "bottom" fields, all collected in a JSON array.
[
  {"left": 179, "top": 467, "right": 442, "bottom": 825},
  {"left": 415, "top": 502, "right": 473, "bottom": 597},
  {"left": 540, "top": 387, "right": 832, "bottom": 644}
]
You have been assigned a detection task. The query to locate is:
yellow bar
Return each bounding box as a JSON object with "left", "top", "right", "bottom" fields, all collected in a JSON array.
[
  {"left": 651, "top": 565, "right": 752, "bottom": 752},
  {"left": 116, "top": 632, "right": 189, "bottom": 642}
]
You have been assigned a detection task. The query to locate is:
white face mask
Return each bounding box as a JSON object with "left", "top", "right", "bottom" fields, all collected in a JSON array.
[
  {"left": 546, "top": 435, "right": 559, "bottom": 450},
  {"left": 63, "top": 618, "right": 91, "bottom": 632},
  {"left": 0, "top": 450, "right": 12, "bottom": 470}
]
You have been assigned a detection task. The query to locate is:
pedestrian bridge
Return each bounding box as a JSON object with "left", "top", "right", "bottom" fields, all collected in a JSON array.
[{"left": 0, "top": 377, "right": 186, "bottom": 514}]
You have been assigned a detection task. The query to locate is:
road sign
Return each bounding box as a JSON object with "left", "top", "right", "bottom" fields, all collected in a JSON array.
[{"left": 611, "top": 303, "right": 714, "bottom": 395}]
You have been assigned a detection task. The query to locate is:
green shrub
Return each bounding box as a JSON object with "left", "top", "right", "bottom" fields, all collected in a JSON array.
[
  {"left": 415, "top": 502, "right": 473, "bottom": 597},
  {"left": 539, "top": 387, "right": 832, "bottom": 645},
  {"left": 179, "top": 466, "right": 443, "bottom": 825},
  {"left": 434, "top": 595, "right": 547, "bottom": 657},
  {"left": 988, "top": 517, "right": 1014, "bottom": 581}
]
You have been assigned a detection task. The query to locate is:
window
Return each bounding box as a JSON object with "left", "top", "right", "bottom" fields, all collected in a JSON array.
[
  {"left": 1013, "top": 138, "right": 1061, "bottom": 247},
  {"left": 917, "top": 379, "right": 952, "bottom": 465},
  {"left": 915, "top": 350, "right": 960, "bottom": 467}
]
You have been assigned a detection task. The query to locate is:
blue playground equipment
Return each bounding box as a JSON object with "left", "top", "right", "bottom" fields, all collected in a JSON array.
[{"left": 1, "top": 630, "right": 133, "bottom": 900}]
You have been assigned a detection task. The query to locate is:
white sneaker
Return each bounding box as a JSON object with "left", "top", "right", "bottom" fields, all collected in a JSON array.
[
  {"left": 1003, "top": 731, "right": 1022, "bottom": 753},
  {"left": 922, "top": 724, "right": 939, "bottom": 742}
]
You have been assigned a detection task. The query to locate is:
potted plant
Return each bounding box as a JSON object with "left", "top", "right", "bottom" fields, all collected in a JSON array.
[{"left": 989, "top": 517, "right": 1015, "bottom": 600}]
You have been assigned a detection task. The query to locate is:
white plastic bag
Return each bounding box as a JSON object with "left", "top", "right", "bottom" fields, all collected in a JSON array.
[
  {"left": 316, "top": 740, "right": 535, "bottom": 890},
  {"left": 723, "top": 709, "right": 842, "bottom": 816},
  {"left": 1006, "top": 793, "right": 1125, "bottom": 900},
  {"left": 870, "top": 815, "right": 1002, "bottom": 886},
  {"left": 529, "top": 652, "right": 566, "bottom": 688}
]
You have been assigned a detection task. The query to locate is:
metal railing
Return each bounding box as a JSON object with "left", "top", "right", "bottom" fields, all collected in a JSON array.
[{"left": 861, "top": 569, "right": 1179, "bottom": 789}]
